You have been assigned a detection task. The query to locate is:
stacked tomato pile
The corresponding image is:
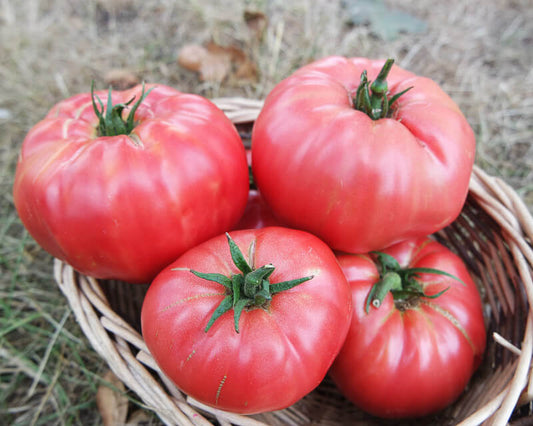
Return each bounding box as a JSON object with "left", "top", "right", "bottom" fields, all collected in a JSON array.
[{"left": 13, "top": 57, "right": 486, "bottom": 420}]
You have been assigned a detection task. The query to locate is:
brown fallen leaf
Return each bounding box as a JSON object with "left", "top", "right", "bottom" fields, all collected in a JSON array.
[
  {"left": 178, "top": 43, "right": 230, "bottom": 82},
  {"left": 96, "top": 370, "right": 129, "bottom": 426},
  {"left": 201, "top": 42, "right": 234, "bottom": 82},
  {"left": 177, "top": 42, "right": 258, "bottom": 83},
  {"left": 177, "top": 44, "right": 208, "bottom": 73},
  {"left": 104, "top": 69, "right": 140, "bottom": 90},
  {"left": 244, "top": 10, "right": 267, "bottom": 40},
  {"left": 234, "top": 58, "right": 259, "bottom": 81}
]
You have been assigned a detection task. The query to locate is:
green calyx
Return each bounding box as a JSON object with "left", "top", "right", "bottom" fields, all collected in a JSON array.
[
  {"left": 365, "top": 251, "right": 466, "bottom": 314},
  {"left": 190, "top": 233, "right": 314, "bottom": 333},
  {"left": 91, "top": 81, "right": 152, "bottom": 137},
  {"left": 353, "top": 58, "right": 412, "bottom": 120}
]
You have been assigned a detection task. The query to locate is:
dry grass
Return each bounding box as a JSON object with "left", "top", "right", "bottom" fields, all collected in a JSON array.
[{"left": 0, "top": 0, "right": 531, "bottom": 424}]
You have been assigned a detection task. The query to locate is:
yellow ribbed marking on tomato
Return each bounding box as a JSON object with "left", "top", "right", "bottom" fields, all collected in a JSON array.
[
  {"left": 421, "top": 299, "right": 476, "bottom": 353},
  {"left": 215, "top": 375, "right": 227, "bottom": 405},
  {"left": 185, "top": 349, "right": 196, "bottom": 363}
]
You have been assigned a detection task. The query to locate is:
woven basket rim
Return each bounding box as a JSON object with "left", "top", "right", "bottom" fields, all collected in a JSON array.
[{"left": 53, "top": 97, "right": 533, "bottom": 426}]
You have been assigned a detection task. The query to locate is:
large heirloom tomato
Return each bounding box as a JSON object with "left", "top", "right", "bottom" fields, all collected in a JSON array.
[
  {"left": 252, "top": 56, "right": 476, "bottom": 253},
  {"left": 141, "top": 227, "right": 352, "bottom": 414},
  {"left": 330, "top": 237, "right": 486, "bottom": 418},
  {"left": 13, "top": 84, "right": 249, "bottom": 283}
]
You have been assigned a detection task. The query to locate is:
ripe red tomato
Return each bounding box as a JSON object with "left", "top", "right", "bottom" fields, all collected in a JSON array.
[
  {"left": 13, "top": 84, "right": 248, "bottom": 283},
  {"left": 232, "top": 146, "right": 281, "bottom": 230},
  {"left": 141, "top": 227, "right": 352, "bottom": 414},
  {"left": 330, "top": 237, "right": 486, "bottom": 418},
  {"left": 251, "top": 56, "right": 476, "bottom": 253},
  {"left": 231, "top": 189, "right": 281, "bottom": 230}
]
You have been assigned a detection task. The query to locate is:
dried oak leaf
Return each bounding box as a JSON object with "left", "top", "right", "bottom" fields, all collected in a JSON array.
[
  {"left": 104, "top": 69, "right": 140, "bottom": 90},
  {"left": 201, "top": 42, "right": 234, "bottom": 82},
  {"left": 178, "top": 42, "right": 258, "bottom": 83}
]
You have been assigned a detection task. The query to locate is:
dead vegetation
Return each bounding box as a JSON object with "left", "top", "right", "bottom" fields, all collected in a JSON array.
[{"left": 0, "top": 0, "right": 531, "bottom": 424}]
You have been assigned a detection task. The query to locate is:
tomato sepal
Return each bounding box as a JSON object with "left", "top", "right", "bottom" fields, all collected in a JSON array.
[
  {"left": 366, "top": 251, "right": 466, "bottom": 313},
  {"left": 353, "top": 58, "right": 413, "bottom": 120},
  {"left": 189, "top": 232, "right": 313, "bottom": 333},
  {"left": 90, "top": 81, "right": 153, "bottom": 136}
]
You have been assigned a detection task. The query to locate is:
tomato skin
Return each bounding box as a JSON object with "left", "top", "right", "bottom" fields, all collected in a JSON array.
[
  {"left": 251, "top": 56, "right": 476, "bottom": 253},
  {"left": 232, "top": 189, "right": 281, "bottom": 230},
  {"left": 13, "top": 84, "right": 249, "bottom": 283},
  {"left": 232, "top": 147, "right": 281, "bottom": 230},
  {"left": 141, "top": 227, "right": 353, "bottom": 414},
  {"left": 330, "top": 237, "right": 486, "bottom": 418}
]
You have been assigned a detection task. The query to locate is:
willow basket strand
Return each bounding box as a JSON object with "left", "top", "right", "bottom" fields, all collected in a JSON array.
[{"left": 54, "top": 98, "right": 533, "bottom": 426}]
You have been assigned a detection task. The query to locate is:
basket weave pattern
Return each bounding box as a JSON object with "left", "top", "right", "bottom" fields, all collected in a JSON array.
[{"left": 54, "top": 98, "right": 533, "bottom": 426}]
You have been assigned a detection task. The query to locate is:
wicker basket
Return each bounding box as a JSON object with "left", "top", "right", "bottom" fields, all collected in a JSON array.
[{"left": 54, "top": 98, "right": 533, "bottom": 426}]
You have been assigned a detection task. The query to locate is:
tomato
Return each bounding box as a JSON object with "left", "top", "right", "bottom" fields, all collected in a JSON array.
[
  {"left": 251, "top": 56, "right": 476, "bottom": 253},
  {"left": 231, "top": 146, "right": 281, "bottom": 230},
  {"left": 13, "top": 84, "right": 248, "bottom": 283},
  {"left": 231, "top": 189, "right": 281, "bottom": 230},
  {"left": 330, "top": 237, "right": 486, "bottom": 418},
  {"left": 141, "top": 227, "right": 352, "bottom": 414}
]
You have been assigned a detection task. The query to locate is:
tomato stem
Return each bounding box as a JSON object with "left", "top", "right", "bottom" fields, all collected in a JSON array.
[
  {"left": 91, "top": 81, "right": 153, "bottom": 137},
  {"left": 352, "top": 59, "right": 412, "bottom": 120},
  {"left": 190, "top": 233, "right": 314, "bottom": 333},
  {"left": 365, "top": 272, "right": 401, "bottom": 313},
  {"left": 365, "top": 251, "right": 463, "bottom": 313}
]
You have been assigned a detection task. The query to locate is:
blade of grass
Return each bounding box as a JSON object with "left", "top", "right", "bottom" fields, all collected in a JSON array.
[
  {"left": 27, "top": 308, "right": 70, "bottom": 398},
  {"left": 29, "top": 353, "right": 64, "bottom": 426},
  {"left": 0, "top": 312, "right": 44, "bottom": 338}
]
